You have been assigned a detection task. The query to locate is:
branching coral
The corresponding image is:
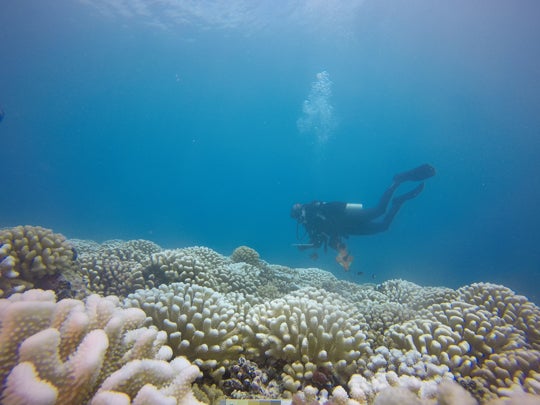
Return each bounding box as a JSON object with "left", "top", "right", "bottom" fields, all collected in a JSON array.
[
  {"left": 79, "top": 258, "right": 146, "bottom": 298},
  {"left": 142, "top": 249, "right": 217, "bottom": 289},
  {"left": 231, "top": 246, "right": 261, "bottom": 267},
  {"left": 0, "top": 226, "right": 77, "bottom": 298},
  {"left": 2, "top": 231, "right": 540, "bottom": 404},
  {"left": 375, "top": 281, "right": 540, "bottom": 402},
  {"left": 75, "top": 239, "right": 162, "bottom": 297},
  {"left": 125, "top": 282, "right": 245, "bottom": 376},
  {"left": 243, "top": 287, "right": 371, "bottom": 394},
  {"left": 0, "top": 289, "right": 202, "bottom": 404}
]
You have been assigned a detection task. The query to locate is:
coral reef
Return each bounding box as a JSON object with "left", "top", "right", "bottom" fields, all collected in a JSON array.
[
  {"left": 2, "top": 227, "right": 540, "bottom": 404},
  {"left": 0, "top": 288, "right": 202, "bottom": 404}
]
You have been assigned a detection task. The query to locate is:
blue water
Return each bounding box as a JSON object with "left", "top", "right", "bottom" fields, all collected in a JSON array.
[{"left": 1, "top": 1, "right": 539, "bottom": 302}]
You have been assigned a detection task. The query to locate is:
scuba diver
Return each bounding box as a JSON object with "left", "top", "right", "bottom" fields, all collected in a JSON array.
[{"left": 291, "top": 163, "right": 436, "bottom": 271}]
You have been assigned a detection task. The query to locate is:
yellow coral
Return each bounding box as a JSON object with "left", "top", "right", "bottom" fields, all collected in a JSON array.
[
  {"left": 231, "top": 246, "right": 260, "bottom": 266},
  {"left": 0, "top": 226, "right": 76, "bottom": 297}
]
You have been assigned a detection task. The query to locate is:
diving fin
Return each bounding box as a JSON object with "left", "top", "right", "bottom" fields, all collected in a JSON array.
[
  {"left": 392, "top": 182, "right": 425, "bottom": 205},
  {"left": 393, "top": 164, "right": 436, "bottom": 184}
]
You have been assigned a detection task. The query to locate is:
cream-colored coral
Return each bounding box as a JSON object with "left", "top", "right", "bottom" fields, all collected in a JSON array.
[
  {"left": 179, "top": 246, "right": 230, "bottom": 269},
  {"left": 0, "top": 226, "right": 76, "bottom": 298},
  {"left": 3, "top": 362, "right": 58, "bottom": 405},
  {"left": 348, "top": 372, "right": 463, "bottom": 404},
  {"left": 79, "top": 258, "right": 146, "bottom": 298},
  {"left": 363, "top": 346, "right": 452, "bottom": 382},
  {"left": 125, "top": 282, "right": 245, "bottom": 374},
  {"left": 5, "top": 231, "right": 540, "bottom": 405},
  {"left": 0, "top": 288, "right": 199, "bottom": 403},
  {"left": 69, "top": 239, "right": 102, "bottom": 255},
  {"left": 215, "top": 262, "right": 263, "bottom": 297},
  {"left": 279, "top": 266, "right": 340, "bottom": 290},
  {"left": 142, "top": 249, "right": 217, "bottom": 289},
  {"left": 231, "top": 246, "right": 260, "bottom": 267},
  {"left": 91, "top": 357, "right": 203, "bottom": 405},
  {"left": 142, "top": 248, "right": 267, "bottom": 299},
  {"left": 98, "top": 239, "right": 162, "bottom": 263},
  {"left": 374, "top": 281, "right": 540, "bottom": 403},
  {"left": 243, "top": 287, "right": 371, "bottom": 393},
  {"left": 376, "top": 279, "right": 459, "bottom": 310},
  {"left": 459, "top": 283, "right": 540, "bottom": 350},
  {"left": 74, "top": 239, "right": 163, "bottom": 297}
]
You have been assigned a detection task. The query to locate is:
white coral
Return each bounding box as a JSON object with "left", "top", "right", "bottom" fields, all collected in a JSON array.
[{"left": 125, "top": 282, "right": 244, "bottom": 373}]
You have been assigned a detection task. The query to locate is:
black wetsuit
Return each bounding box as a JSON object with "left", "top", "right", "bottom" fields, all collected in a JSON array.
[
  {"left": 294, "top": 164, "right": 435, "bottom": 252},
  {"left": 299, "top": 182, "right": 405, "bottom": 250}
]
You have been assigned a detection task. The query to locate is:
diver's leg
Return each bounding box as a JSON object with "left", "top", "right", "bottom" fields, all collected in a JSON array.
[
  {"left": 362, "top": 181, "right": 400, "bottom": 220},
  {"left": 351, "top": 182, "right": 425, "bottom": 235},
  {"left": 348, "top": 164, "right": 434, "bottom": 223},
  {"left": 380, "top": 182, "right": 425, "bottom": 230},
  {"left": 393, "top": 164, "right": 436, "bottom": 184},
  {"left": 345, "top": 180, "right": 400, "bottom": 224}
]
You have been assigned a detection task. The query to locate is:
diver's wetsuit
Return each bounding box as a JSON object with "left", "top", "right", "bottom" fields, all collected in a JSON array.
[{"left": 292, "top": 164, "right": 436, "bottom": 253}]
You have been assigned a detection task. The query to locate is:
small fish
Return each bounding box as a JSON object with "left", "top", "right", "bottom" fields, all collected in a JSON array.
[
  {"left": 372, "top": 274, "right": 376, "bottom": 279},
  {"left": 357, "top": 271, "right": 364, "bottom": 276},
  {"left": 309, "top": 252, "right": 319, "bottom": 261}
]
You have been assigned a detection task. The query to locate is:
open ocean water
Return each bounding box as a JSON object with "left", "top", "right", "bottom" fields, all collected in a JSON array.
[{"left": 1, "top": 0, "right": 539, "bottom": 302}]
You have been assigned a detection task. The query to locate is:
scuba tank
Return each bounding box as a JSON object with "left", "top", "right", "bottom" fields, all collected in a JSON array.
[{"left": 345, "top": 203, "right": 363, "bottom": 211}]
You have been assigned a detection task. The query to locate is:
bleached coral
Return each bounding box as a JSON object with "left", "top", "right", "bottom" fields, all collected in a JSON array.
[
  {"left": 376, "top": 281, "right": 540, "bottom": 402},
  {"left": 141, "top": 246, "right": 234, "bottom": 290},
  {"left": 376, "top": 279, "right": 459, "bottom": 310},
  {"left": 125, "top": 282, "right": 245, "bottom": 374},
  {"left": 459, "top": 283, "right": 540, "bottom": 349},
  {"left": 347, "top": 373, "right": 469, "bottom": 405},
  {"left": 0, "top": 289, "right": 201, "bottom": 404},
  {"left": 243, "top": 287, "right": 371, "bottom": 393},
  {"left": 4, "top": 231, "right": 540, "bottom": 405},
  {"left": 91, "top": 357, "right": 203, "bottom": 405}
]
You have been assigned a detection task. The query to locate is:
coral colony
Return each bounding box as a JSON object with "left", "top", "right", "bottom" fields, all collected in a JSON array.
[{"left": 0, "top": 225, "right": 539, "bottom": 404}]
